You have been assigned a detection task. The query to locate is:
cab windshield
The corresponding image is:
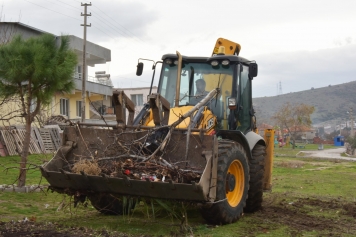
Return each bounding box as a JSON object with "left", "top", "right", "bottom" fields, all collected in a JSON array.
[{"left": 158, "top": 61, "right": 235, "bottom": 121}]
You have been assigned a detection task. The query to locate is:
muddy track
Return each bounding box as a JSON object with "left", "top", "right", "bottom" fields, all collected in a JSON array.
[
  {"left": 248, "top": 195, "right": 356, "bottom": 235},
  {"left": 0, "top": 222, "right": 137, "bottom": 237}
]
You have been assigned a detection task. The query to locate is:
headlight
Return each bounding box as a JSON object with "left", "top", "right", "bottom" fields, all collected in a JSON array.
[
  {"left": 165, "top": 59, "right": 172, "bottom": 64},
  {"left": 174, "top": 60, "right": 179, "bottom": 65},
  {"left": 228, "top": 98, "right": 237, "bottom": 110},
  {"left": 221, "top": 60, "right": 230, "bottom": 66},
  {"left": 211, "top": 60, "right": 219, "bottom": 66}
]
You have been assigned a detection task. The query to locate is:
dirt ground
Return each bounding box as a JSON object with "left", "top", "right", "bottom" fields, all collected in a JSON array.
[
  {"left": 1, "top": 196, "right": 355, "bottom": 237},
  {"left": 0, "top": 221, "right": 137, "bottom": 237},
  {"left": 251, "top": 196, "right": 356, "bottom": 236}
]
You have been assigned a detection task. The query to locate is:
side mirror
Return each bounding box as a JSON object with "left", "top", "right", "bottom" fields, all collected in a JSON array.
[
  {"left": 136, "top": 62, "right": 144, "bottom": 76},
  {"left": 249, "top": 63, "right": 258, "bottom": 78}
]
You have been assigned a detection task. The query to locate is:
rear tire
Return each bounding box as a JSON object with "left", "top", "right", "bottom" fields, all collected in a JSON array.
[
  {"left": 88, "top": 194, "right": 136, "bottom": 215},
  {"left": 200, "top": 140, "right": 249, "bottom": 224},
  {"left": 244, "top": 144, "right": 266, "bottom": 213}
]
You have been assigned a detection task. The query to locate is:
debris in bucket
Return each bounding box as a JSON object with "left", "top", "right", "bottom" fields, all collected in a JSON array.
[
  {"left": 67, "top": 90, "right": 219, "bottom": 185},
  {"left": 72, "top": 160, "right": 101, "bottom": 175},
  {"left": 71, "top": 158, "right": 201, "bottom": 184}
]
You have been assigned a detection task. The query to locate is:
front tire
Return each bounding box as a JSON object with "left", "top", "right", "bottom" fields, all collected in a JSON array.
[
  {"left": 201, "top": 140, "right": 249, "bottom": 224},
  {"left": 244, "top": 144, "right": 266, "bottom": 213}
]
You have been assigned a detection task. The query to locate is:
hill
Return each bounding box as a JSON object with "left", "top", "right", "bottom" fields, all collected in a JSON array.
[{"left": 253, "top": 80, "right": 356, "bottom": 127}]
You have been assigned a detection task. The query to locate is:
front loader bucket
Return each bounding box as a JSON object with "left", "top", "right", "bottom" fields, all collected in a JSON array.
[{"left": 41, "top": 126, "right": 218, "bottom": 202}]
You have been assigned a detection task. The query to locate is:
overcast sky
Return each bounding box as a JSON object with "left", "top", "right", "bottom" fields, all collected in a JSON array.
[{"left": 1, "top": 0, "right": 356, "bottom": 97}]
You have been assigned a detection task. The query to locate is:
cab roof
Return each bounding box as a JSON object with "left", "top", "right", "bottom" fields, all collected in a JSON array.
[{"left": 161, "top": 54, "right": 254, "bottom": 65}]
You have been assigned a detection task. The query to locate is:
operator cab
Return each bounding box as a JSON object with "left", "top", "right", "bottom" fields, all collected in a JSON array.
[{"left": 157, "top": 54, "right": 258, "bottom": 133}]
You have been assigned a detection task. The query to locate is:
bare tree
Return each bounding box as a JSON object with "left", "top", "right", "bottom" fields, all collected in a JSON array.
[
  {"left": 273, "top": 102, "right": 315, "bottom": 149},
  {"left": 0, "top": 7, "right": 20, "bottom": 45},
  {"left": 0, "top": 97, "right": 24, "bottom": 122}
]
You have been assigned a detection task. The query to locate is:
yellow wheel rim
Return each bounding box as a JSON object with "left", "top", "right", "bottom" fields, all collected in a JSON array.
[{"left": 226, "top": 160, "right": 245, "bottom": 207}]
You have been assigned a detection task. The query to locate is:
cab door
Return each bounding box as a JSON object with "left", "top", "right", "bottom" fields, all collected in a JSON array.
[{"left": 236, "top": 64, "right": 252, "bottom": 133}]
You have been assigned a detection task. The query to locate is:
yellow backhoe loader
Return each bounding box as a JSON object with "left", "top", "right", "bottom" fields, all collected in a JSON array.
[{"left": 41, "top": 38, "right": 274, "bottom": 224}]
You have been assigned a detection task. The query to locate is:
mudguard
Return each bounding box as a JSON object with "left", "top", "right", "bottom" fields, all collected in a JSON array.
[{"left": 245, "top": 131, "right": 266, "bottom": 151}]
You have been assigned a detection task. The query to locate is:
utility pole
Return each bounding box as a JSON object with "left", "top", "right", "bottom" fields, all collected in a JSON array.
[{"left": 81, "top": 2, "right": 91, "bottom": 122}]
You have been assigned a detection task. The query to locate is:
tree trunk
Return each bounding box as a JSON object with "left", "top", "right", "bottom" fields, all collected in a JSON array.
[
  {"left": 17, "top": 119, "right": 32, "bottom": 187},
  {"left": 292, "top": 137, "right": 296, "bottom": 149}
]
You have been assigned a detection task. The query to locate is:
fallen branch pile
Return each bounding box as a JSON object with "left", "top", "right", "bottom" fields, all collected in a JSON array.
[
  {"left": 72, "top": 158, "right": 202, "bottom": 184},
  {"left": 69, "top": 89, "right": 219, "bottom": 185}
]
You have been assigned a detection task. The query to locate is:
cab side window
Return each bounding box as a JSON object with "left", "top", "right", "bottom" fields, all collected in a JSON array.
[{"left": 237, "top": 65, "right": 251, "bottom": 132}]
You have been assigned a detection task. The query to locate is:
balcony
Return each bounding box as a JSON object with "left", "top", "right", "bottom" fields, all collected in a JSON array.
[{"left": 74, "top": 73, "right": 113, "bottom": 96}]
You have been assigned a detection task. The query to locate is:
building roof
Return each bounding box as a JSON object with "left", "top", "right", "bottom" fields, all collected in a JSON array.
[
  {"left": 1, "top": 22, "right": 111, "bottom": 65},
  {"left": 1, "top": 22, "right": 53, "bottom": 35},
  {"left": 257, "top": 123, "right": 273, "bottom": 130}
]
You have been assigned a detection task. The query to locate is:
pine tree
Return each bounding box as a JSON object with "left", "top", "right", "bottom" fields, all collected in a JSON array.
[{"left": 0, "top": 34, "right": 77, "bottom": 187}]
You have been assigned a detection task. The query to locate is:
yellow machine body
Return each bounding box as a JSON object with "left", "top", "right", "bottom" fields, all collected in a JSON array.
[
  {"left": 263, "top": 129, "right": 275, "bottom": 191},
  {"left": 146, "top": 106, "right": 217, "bottom": 134}
]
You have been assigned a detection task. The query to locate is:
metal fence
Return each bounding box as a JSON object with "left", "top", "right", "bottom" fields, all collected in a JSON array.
[{"left": 74, "top": 73, "right": 113, "bottom": 87}]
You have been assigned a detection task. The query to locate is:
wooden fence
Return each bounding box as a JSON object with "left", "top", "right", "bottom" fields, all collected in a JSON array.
[{"left": 0, "top": 126, "right": 62, "bottom": 156}]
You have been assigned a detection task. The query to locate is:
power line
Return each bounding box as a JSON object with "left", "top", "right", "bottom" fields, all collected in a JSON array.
[
  {"left": 23, "top": 0, "right": 81, "bottom": 21},
  {"left": 46, "top": 0, "right": 116, "bottom": 41},
  {"left": 23, "top": 0, "right": 122, "bottom": 41},
  {"left": 25, "top": 0, "right": 147, "bottom": 48},
  {"left": 85, "top": 11, "right": 148, "bottom": 47},
  {"left": 67, "top": 0, "right": 147, "bottom": 45},
  {"left": 89, "top": 24, "right": 119, "bottom": 41},
  {"left": 90, "top": 14, "right": 130, "bottom": 39},
  {"left": 55, "top": 0, "right": 82, "bottom": 10},
  {"left": 22, "top": 0, "right": 163, "bottom": 80},
  {"left": 43, "top": 0, "right": 81, "bottom": 12},
  {"left": 91, "top": 5, "right": 146, "bottom": 45},
  {"left": 92, "top": 15, "right": 133, "bottom": 39}
]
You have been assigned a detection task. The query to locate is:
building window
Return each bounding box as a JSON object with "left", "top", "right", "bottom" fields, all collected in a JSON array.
[
  {"left": 76, "top": 101, "right": 82, "bottom": 117},
  {"left": 131, "top": 94, "right": 143, "bottom": 106},
  {"left": 60, "top": 98, "right": 69, "bottom": 116}
]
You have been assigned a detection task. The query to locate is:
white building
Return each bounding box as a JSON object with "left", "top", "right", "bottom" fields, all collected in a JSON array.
[
  {"left": 115, "top": 86, "right": 158, "bottom": 116},
  {"left": 0, "top": 22, "right": 113, "bottom": 125}
]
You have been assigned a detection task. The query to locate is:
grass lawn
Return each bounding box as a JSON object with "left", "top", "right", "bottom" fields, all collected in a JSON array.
[
  {"left": 1, "top": 151, "right": 356, "bottom": 236},
  {"left": 274, "top": 144, "right": 337, "bottom": 157},
  {"left": 0, "top": 154, "right": 51, "bottom": 185}
]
